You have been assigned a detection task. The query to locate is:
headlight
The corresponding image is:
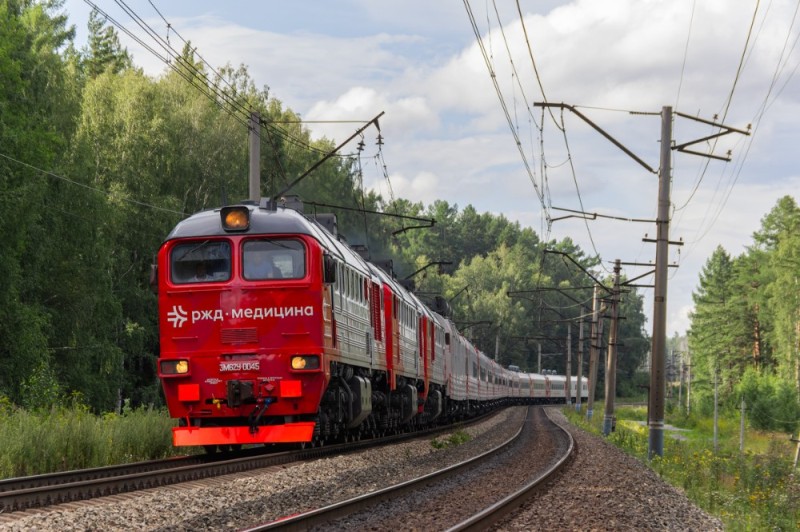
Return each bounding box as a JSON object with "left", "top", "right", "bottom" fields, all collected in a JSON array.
[
  {"left": 220, "top": 206, "right": 250, "bottom": 231},
  {"left": 161, "top": 359, "right": 190, "bottom": 375},
  {"left": 290, "top": 355, "right": 320, "bottom": 370}
]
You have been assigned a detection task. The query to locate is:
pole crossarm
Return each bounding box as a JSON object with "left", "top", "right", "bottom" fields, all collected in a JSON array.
[
  {"left": 543, "top": 249, "right": 612, "bottom": 294},
  {"left": 452, "top": 320, "right": 492, "bottom": 331},
  {"left": 272, "top": 111, "right": 385, "bottom": 201},
  {"left": 507, "top": 289, "right": 592, "bottom": 309},
  {"left": 448, "top": 284, "right": 470, "bottom": 304},
  {"left": 303, "top": 201, "right": 436, "bottom": 228},
  {"left": 534, "top": 102, "right": 657, "bottom": 174},
  {"left": 642, "top": 237, "right": 685, "bottom": 246},
  {"left": 672, "top": 111, "right": 751, "bottom": 162},
  {"left": 403, "top": 261, "right": 452, "bottom": 280},
  {"left": 507, "top": 286, "right": 596, "bottom": 292},
  {"left": 552, "top": 205, "right": 655, "bottom": 224},
  {"left": 619, "top": 261, "right": 679, "bottom": 267}
]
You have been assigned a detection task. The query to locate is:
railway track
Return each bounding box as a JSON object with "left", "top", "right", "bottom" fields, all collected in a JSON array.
[
  {"left": 0, "top": 410, "right": 498, "bottom": 514},
  {"left": 241, "top": 406, "right": 573, "bottom": 531}
]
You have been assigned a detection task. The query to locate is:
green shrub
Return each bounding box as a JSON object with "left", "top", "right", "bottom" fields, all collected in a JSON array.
[
  {"left": 431, "top": 429, "right": 471, "bottom": 449},
  {"left": 0, "top": 402, "right": 178, "bottom": 479},
  {"left": 564, "top": 400, "right": 800, "bottom": 530},
  {"left": 736, "top": 368, "right": 800, "bottom": 433}
]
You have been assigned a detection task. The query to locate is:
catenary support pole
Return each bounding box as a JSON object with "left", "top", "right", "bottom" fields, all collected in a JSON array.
[
  {"left": 587, "top": 286, "right": 600, "bottom": 420},
  {"left": 576, "top": 313, "right": 584, "bottom": 411},
  {"left": 537, "top": 342, "right": 542, "bottom": 374},
  {"left": 678, "top": 356, "right": 684, "bottom": 412},
  {"left": 603, "top": 260, "right": 621, "bottom": 436},
  {"left": 566, "top": 322, "right": 572, "bottom": 406},
  {"left": 648, "top": 105, "right": 672, "bottom": 459},
  {"left": 687, "top": 351, "right": 692, "bottom": 415}
]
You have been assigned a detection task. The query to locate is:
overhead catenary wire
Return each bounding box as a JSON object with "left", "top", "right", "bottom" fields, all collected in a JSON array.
[
  {"left": 514, "top": 0, "right": 562, "bottom": 133},
  {"left": 84, "top": 0, "right": 251, "bottom": 132},
  {"left": 462, "top": 0, "right": 549, "bottom": 219},
  {"left": 0, "top": 151, "right": 186, "bottom": 218},
  {"left": 672, "top": 0, "right": 762, "bottom": 218},
  {"left": 677, "top": 0, "right": 800, "bottom": 263},
  {"left": 554, "top": 108, "right": 607, "bottom": 271},
  {"left": 106, "top": 0, "right": 348, "bottom": 162}
]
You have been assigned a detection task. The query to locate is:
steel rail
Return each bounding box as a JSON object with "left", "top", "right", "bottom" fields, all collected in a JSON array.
[
  {"left": 0, "top": 410, "right": 498, "bottom": 513},
  {"left": 242, "top": 407, "right": 530, "bottom": 532},
  {"left": 446, "top": 407, "right": 576, "bottom": 531}
]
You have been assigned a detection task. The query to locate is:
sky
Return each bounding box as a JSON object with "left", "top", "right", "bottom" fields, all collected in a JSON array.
[{"left": 64, "top": 0, "right": 800, "bottom": 338}]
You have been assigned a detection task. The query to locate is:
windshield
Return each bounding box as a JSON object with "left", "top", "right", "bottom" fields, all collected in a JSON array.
[
  {"left": 243, "top": 239, "right": 306, "bottom": 280},
  {"left": 170, "top": 240, "right": 231, "bottom": 284}
]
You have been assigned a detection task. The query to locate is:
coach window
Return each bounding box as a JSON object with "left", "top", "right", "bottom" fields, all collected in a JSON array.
[
  {"left": 171, "top": 240, "right": 231, "bottom": 284},
  {"left": 243, "top": 239, "right": 306, "bottom": 280}
]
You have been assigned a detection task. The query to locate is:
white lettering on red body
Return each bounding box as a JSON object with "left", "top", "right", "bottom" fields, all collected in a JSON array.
[{"left": 169, "top": 306, "right": 315, "bottom": 328}]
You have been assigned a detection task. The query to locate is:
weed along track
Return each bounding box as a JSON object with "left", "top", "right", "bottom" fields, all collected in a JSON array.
[{"left": 0, "top": 409, "right": 519, "bottom": 529}]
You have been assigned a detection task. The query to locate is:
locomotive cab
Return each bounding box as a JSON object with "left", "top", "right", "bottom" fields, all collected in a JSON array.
[{"left": 156, "top": 204, "right": 330, "bottom": 448}]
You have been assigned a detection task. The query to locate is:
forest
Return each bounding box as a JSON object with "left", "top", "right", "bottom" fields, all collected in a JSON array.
[
  {"left": 688, "top": 195, "right": 800, "bottom": 431},
  {"left": 7, "top": 2, "right": 797, "bottom": 434}
]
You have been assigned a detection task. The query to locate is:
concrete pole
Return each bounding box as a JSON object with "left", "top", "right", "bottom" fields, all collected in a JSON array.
[
  {"left": 678, "top": 358, "right": 684, "bottom": 411},
  {"left": 587, "top": 286, "right": 601, "bottom": 421},
  {"left": 576, "top": 313, "right": 584, "bottom": 412},
  {"left": 684, "top": 354, "right": 690, "bottom": 415},
  {"left": 249, "top": 111, "right": 261, "bottom": 202},
  {"left": 566, "top": 322, "right": 572, "bottom": 406},
  {"left": 648, "top": 105, "right": 672, "bottom": 459},
  {"left": 603, "top": 260, "right": 621, "bottom": 436},
  {"left": 537, "top": 342, "right": 542, "bottom": 374}
]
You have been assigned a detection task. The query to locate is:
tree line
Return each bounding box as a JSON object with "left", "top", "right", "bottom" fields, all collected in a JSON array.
[
  {"left": 689, "top": 196, "right": 800, "bottom": 432},
  {"left": 0, "top": 1, "right": 650, "bottom": 413}
]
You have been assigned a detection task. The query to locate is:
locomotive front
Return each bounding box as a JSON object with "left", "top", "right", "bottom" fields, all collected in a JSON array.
[{"left": 155, "top": 203, "right": 334, "bottom": 449}]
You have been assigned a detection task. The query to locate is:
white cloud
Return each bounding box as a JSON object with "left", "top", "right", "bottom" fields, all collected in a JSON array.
[
  {"left": 367, "top": 170, "right": 440, "bottom": 205},
  {"left": 62, "top": 0, "right": 800, "bottom": 337}
]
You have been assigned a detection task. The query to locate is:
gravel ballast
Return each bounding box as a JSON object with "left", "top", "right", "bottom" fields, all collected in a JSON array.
[{"left": 0, "top": 407, "right": 723, "bottom": 531}]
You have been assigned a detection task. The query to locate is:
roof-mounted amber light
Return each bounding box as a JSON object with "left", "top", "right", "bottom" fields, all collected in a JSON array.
[{"left": 221, "top": 206, "right": 250, "bottom": 231}]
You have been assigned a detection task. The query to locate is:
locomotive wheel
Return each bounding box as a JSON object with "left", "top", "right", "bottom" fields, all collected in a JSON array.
[{"left": 203, "top": 445, "right": 218, "bottom": 454}]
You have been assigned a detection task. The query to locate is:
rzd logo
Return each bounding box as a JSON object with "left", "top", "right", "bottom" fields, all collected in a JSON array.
[{"left": 167, "top": 305, "right": 188, "bottom": 328}]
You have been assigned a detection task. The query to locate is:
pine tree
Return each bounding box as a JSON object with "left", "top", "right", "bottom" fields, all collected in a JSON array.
[{"left": 84, "top": 8, "right": 130, "bottom": 78}]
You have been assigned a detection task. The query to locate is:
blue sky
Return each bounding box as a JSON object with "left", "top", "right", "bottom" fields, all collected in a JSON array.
[{"left": 64, "top": 0, "right": 800, "bottom": 337}]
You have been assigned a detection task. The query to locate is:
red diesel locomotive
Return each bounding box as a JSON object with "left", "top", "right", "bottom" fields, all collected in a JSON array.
[{"left": 154, "top": 198, "right": 586, "bottom": 451}]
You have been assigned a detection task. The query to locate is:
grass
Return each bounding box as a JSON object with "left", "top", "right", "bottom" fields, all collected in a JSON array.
[
  {"left": 565, "top": 403, "right": 800, "bottom": 530},
  {"left": 431, "top": 429, "right": 472, "bottom": 449},
  {"left": 2, "top": 395, "right": 797, "bottom": 531},
  {"left": 0, "top": 399, "right": 185, "bottom": 479}
]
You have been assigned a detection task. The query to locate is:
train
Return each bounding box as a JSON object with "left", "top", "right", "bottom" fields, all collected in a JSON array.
[{"left": 153, "top": 197, "right": 588, "bottom": 451}]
